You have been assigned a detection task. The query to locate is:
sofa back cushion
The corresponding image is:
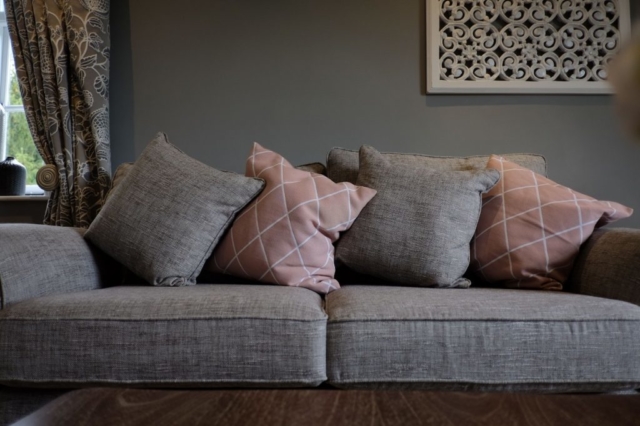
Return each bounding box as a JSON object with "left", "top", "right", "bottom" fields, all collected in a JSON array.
[
  {"left": 106, "top": 162, "right": 133, "bottom": 199},
  {"left": 327, "top": 147, "right": 547, "bottom": 184}
]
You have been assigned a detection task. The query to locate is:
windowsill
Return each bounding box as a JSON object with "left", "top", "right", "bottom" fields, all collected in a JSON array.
[{"left": 0, "top": 184, "right": 48, "bottom": 200}]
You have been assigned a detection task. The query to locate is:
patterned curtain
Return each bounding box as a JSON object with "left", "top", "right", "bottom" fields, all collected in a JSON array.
[{"left": 5, "top": 0, "right": 111, "bottom": 227}]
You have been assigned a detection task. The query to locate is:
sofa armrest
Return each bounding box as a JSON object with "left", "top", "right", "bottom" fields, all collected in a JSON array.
[
  {"left": 0, "top": 224, "right": 118, "bottom": 309},
  {"left": 568, "top": 228, "right": 640, "bottom": 306}
]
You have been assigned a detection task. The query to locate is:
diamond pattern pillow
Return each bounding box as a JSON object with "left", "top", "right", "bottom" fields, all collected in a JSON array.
[
  {"left": 207, "top": 143, "right": 377, "bottom": 294},
  {"left": 470, "top": 155, "right": 633, "bottom": 290}
]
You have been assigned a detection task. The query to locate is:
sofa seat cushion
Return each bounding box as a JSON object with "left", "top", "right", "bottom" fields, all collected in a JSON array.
[
  {"left": 0, "top": 285, "right": 327, "bottom": 388},
  {"left": 326, "top": 286, "right": 640, "bottom": 392}
]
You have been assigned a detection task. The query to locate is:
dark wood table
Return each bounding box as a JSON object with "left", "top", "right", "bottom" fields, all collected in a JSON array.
[{"left": 12, "top": 388, "right": 640, "bottom": 426}]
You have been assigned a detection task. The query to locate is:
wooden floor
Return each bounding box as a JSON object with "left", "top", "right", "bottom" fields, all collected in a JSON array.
[{"left": 13, "top": 388, "right": 640, "bottom": 426}]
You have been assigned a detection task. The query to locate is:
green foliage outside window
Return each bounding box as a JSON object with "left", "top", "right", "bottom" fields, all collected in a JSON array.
[
  {"left": 6, "top": 70, "right": 43, "bottom": 185},
  {"left": 9, "top": 69, "right": 21, "bottom": 105}
]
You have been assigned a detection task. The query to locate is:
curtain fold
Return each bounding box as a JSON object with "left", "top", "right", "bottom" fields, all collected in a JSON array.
[{"left": 5, "top": 0, "right": 111, "bottom": 227}]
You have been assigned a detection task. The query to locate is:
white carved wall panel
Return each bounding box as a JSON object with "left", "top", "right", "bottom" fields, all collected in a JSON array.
[{"left": 426, "top": 0, "right": 632, "bottom": 94}]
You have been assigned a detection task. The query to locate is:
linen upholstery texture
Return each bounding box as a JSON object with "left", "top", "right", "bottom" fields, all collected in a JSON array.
[
  {"left": 209, "top": 143, "right": 376, "bottom": 294},
  {"left": 106, "top": 162, "right": 134, "bottom": 199},
  {"left": 326, "top": 147, "right": 547, "bottom": 184},
  {"left": 0, "top": 285, "right": 327, "bottom": 388},
  {"left": 85, "top": 133, "right": 265, "bottom": 286},
  {"left": 568, "top": 228, "right": 640, "bottom": 306},
  {"left": 6, "top": 0, "right": 111, "bottom": 227},
  {"left": 0, "top": 224, "right": 116, "bottom": 309},
  {"left": 336, "top": 145, "right": 499, "bottom": 288},
  {"left": 471, "top": 156, "right": 632, "bottom": 291},
  {"left": 295, "top": 162, "right": 327, "bottom": 175},
  {"left": 326, "top": 286, "right": 640, "bottom": 392},
  {"left": 107, "top": 162, "right": 325, "bottom": 202}
]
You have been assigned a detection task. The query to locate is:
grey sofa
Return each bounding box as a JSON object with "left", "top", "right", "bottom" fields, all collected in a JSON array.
[
  {"left": 2, "top": 146, "right": 640, "bottom": 425},
  {"left": 1, "top": 223, "right": 640, "bottom": 424}
]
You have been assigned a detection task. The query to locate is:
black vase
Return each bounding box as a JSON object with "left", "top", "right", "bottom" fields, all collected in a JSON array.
[{"left": 0, "top": 157, "right": 27, "bottom": 196}]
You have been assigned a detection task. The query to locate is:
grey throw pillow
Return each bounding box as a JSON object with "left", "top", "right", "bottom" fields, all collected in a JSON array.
[
  {"left": 85, "top": 132, "right": 265, "bottom": 286},
  {"left": 106, "top": 162, "right": 325, "bottom": 202},
  {"left": 335, "top": 145, "right": 500, "bottom": 288}
]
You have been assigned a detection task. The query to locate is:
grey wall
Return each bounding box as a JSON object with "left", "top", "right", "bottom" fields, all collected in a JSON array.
[
  {"left": 110, "top": 0, "right": 134, "bottom": 167},
  {"left": 111, "top": 0, "right": 640, "bottom": 228}
]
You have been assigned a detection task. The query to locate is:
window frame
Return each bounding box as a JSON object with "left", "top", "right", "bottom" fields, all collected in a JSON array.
[
  {"left": 0, "top": 10, "right": 12, "bottom": 160},
  {"left": 0, "top": 11, "right": 44, "bottom": 195}
]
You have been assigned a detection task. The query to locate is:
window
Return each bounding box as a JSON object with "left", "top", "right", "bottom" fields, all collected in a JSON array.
[{"left": 0, "top": 5, "right": 44, "bottom": 194}]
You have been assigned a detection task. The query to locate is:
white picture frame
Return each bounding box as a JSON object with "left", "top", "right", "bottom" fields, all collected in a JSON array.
[{"left": 426, "top": 0, "right": 632, "bottom": 94}]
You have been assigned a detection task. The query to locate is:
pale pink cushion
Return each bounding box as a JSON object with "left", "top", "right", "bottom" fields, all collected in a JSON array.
[
  {"left": 208, "top": 143, "right": 376, "bottom": 294},
  {"left": 471, "top": 155, "right": 633, "bottom": 290}
]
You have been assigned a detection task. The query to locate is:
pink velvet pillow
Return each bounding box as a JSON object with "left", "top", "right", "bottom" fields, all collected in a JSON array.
[
  {"left": 208, "top": 143, "right": 376, "bottom": 294},
  {"left": 471, "top": 155, "right": 633, "bottom": 290}
]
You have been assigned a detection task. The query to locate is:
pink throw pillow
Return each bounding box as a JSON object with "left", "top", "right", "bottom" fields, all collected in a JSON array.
[
  {"left": 208, "top": 143, "right": 377, "bottom": 294},
  {"left": 471, "top": 155, "right": 633, "bottom": 290}
]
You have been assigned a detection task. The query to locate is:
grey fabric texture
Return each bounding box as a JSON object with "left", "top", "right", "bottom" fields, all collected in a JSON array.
[
  {"left": 326, "top": 286, "right": 640, "bottom": 392},
  {"left": 107, "top": 161, "right": 324, "bottom": 202},
  {"left": 328, "top": 382, "right": 640, "bottom": 393},
  {"left": 336, "top": 145, "right": 500, "bottom": 288},
  {"left": 0, "top": 285, "right": 327, "bottom": 388},
  {"left": 568, "top": 228, "right": 640, "bottom": 306},
  {"left": 0, "top": 224, "right": 115, "bottom": 310},
  {"left": 326, "top": 147, "right": 548, "bottom": 184},
  {"left": 295, "top": 162, "right": 327, "bottom": 175},
  {"left": 85, "top": 133, "right": 265, "bottom": 287},
  {"left": 106, "top": 162, "right": 134, "bottom": 200}
]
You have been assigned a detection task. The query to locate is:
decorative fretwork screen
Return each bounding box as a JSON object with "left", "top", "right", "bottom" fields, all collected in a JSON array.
[{"left": 426, "top": 0, "right": 631, "bottom": 94}]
